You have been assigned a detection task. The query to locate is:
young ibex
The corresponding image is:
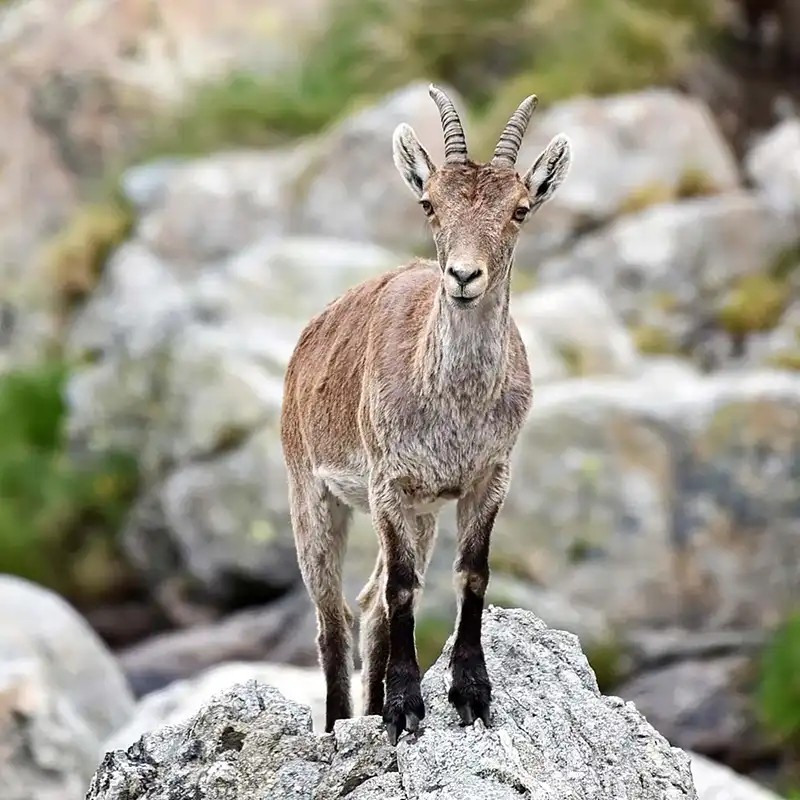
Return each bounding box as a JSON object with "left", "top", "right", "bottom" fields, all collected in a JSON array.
[{"left": 280, "top": 85, "right": 571, "bottom": 743}]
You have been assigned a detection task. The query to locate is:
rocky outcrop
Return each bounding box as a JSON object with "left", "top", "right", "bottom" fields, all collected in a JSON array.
[
  {"left": 107, "top": 661, "right": 358, "bottom": 752},
  {"left": 619, "top": 655, "right": 764, "bottom": 766},
  {"left": 502, "top": 369, "right": 800, "bottom": 632},
  {"left": 87, "top": 607, "right": 698, "bottom": 800},
  {"left": 745, "top": 118, "right": 800, "bottom": 214},
  {"left": 536, "top": 194, "right": 798, "bottom": 367},
  {"left": 512, "top": 88, "right": 741, "bottom": 268},
  {"left": 0, "top": 576, "right": 134, "bottom": 800}
]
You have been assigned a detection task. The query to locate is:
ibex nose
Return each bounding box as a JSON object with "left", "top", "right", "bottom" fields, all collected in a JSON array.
[{"left": 446, "top": 265, "right": 482, "bottom": 287}]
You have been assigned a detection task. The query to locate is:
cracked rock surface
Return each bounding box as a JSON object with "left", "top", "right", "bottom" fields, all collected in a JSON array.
[{"left": 87, "top": 607, "right": 697, "bottom": 799}]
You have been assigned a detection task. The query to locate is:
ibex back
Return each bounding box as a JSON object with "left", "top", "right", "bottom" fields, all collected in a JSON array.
[{"left": 280, "top": 85, "right": 572, "bottom": 744}]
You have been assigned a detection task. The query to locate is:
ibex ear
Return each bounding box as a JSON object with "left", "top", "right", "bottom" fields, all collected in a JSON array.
[
  {"left": 393, "top": 123, "right": 436, "bottom": 198},
  {"left": 523, "top": 134, "right": 572, "bottom": 209}
]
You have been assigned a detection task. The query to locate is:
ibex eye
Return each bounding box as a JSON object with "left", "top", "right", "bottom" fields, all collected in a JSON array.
[
  {"left": 419, "top": 199, "right": 434, "bottom": 216},
  {"left": 513, "top": 206, "right": 529, "bottom": 222}
]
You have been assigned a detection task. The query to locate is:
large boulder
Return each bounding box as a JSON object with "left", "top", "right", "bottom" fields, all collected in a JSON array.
[
  {"left": 745, "top": 118, "right": 800, "bottom": 214},
  {"left": 619, "top": 655, "right": 764, "bottom": 765},
  {"left": 499, "top": 369, "right": 800, "bottom": 633},
  {"left": 0, "top": 576, "right": 134, "bottom": 800},
  {"left": 290, "top": 82, "right": 451, "bottom": 252},
  {"left": 690, "top": 753, "right": 783, "bottom": 800},
  {"left": 119, "top": 591, "right": 319, "bottom": 696},
  {"left": 512, "top": 278, "right": 640, "bottom": 378},
  {"left": 107, "top": 661, "right": 358, "bottom": 752},
  {"left": 536, "top": 194, "right": 798, "bottom": 367},
  {"left": 512, "top": 89, "right": 741, "bottom": 269},
  {"left": 0, "top": 659, "right": 104, "bottom": 800},
  {"left": 87, "top": 607, "right": 698, "bottom": 800},
  {"left": 66, "top": 234, "right": 404, "bottom": 615},
  {"left": 130, "top": 82, "right": 458, "bottom": 263},
  {"left": 122, "top": 426, "right": 298, "bottom": 620}
]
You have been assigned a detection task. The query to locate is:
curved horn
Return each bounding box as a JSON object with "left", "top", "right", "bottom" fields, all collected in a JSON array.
[
  {"left": 428, "top": 84, "right": 468, "bottom": 164},
  {"left": 492, "top": 94, "right": 538, "bottom": 167}
]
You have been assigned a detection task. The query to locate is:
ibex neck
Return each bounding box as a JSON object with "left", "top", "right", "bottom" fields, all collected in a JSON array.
[{"left": 417, "top": 280, "right": 511, "bottom": 400}]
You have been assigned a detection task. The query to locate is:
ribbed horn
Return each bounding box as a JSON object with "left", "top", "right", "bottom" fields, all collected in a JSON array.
[
  {"left": 492, "top": 95, "right": 538, "bottom": 167},
  {"left": 428, "top": 84, "right": 468, "bottom": 164}
]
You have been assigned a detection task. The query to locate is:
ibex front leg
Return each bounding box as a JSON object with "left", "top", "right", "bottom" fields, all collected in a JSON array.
[
  {"left": 369, "top": 477, "right": 425, "bottom": 745},
  {"left": 449, "top": 461, "right": 509, "bottom": 726}
]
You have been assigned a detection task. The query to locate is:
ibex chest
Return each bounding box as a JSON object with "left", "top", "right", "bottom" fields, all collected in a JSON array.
[{"left": 377, "top": 383, "right": 526, "bottom": 507}]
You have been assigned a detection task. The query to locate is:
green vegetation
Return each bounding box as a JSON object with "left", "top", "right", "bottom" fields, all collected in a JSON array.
[
  {"left": 619, "top": 167, "right": 719, "bottom": 216},
  {"left": 771, "top": 244, "right": 800, "bottom": 282},
  {"left": 556, "top": 342, "right": 586, "bottom": 376},
  {"left": 757, "top": 612, "right": 800, "bottom": 795},
  {"left": 585, "top": 635, "right": 629, "bottom": 692},
  {"left": 718, "top": 274, "right": 791, "bottom": 337},
  {"left": 769, "top": 350, "right": 800, "bottom": 372},
  {"left": 415, "top": 614, "right": 453, "bottom": 670},
  {"left": 631, "top": 324, "right": 678, "bottom": 355},
  {"left": 757, "top": 612, "right": 800, "bottom": 744},
  {"left": 134, "top": 0, "right": 718, "bottom": 160},
  {"left": 41, "top": 201, "right": 133, "bottom": 316},
  {"left": 619, "top": 182, "right": 676, "bottom": 216},
  {"left": 676, "top": 165, "right": 720, "bottom": 198},
  {"left": 0, "top": 361, "right": 138, "bottom": 603},
  {"left": 488, "top": 0, "right": 712, "bottom": 111}
]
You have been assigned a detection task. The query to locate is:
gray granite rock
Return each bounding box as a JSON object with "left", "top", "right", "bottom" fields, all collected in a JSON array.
[
  {"left": 0, "top": 576, "right": 134, "bottom": 800},
  {"left": 87, "top": 608, "right": 698, "bottom": 800},
  {"left": 513, "top": 88, "right": 741, "bottom": 267}
]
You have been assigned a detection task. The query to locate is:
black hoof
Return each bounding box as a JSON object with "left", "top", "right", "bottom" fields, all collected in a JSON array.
[
  {"left": 449, "top": 657, "right": 492, "bottom": 728},
  {"left": 383, "top": 681, "right": 425, "bottom": 745}
]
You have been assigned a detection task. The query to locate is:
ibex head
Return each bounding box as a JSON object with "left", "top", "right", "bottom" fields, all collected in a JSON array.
[{"left": 393, "top": 85, "right": 571, "bottom": 308}]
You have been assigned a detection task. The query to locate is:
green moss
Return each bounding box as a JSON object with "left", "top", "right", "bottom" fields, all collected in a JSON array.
[
  {"left": 490, "top": 551, "right": 540, "bottom": 583},
  {"left": 676, "top": 166, "right": 719, "bottom": 198},
  {"left": 617, "top": 169, "right": 717, "bottom": 216},
  {"left": 632, "top": 324, "right": 678, "bottom": 355},
  {"left": 415, "top": 614, "right": 452, "bottom": 671},
  {"left": 770, "top": 244, "right": 800, "bottom": 282},
  {"left": 511, "top": 269, "right": 538, "bottom": 294},
  {"left": 0, "top": 360, "right": 139, "bottom": 604},
  {"left": 585, "top": 635, "right": 629, "bottom": 693},
  {"left": 567, "top": 536, "right": 596, "bottom": 564},
  {"left": 756, "top": 611, "right": 800, "bottom": 745},
  {"left": 619, "top": 182, "right": 675, "bottom": 215},
  {"left": 653, "top": 292, "right": 681, "bottom": 313},
  {"left": 718, "top": 274, "right": 790, "bottom": 336},
  {"left": 768, "top": 351, "right": 800, "bottom": 372},
  {"left": 556, "top": 342, "right": 586, "bottom": 376},
  {"left": 41, "top": 202, "right": 133, "bottom": 315}
]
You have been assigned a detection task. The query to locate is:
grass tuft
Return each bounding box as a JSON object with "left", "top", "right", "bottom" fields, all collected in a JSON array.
[
  {"left": 0, "top": 360, "right": 138, "bottom": 603},
  {"left": 757, "top": 612, "right": 800, "bottom": 745},
  {"left": 40, "top": 202, "right": 133, "bottom": 316}
]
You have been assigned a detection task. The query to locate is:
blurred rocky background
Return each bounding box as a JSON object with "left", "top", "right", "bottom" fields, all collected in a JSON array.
[{"left": 0, "top": 0, "right": 799, "bottom": 798}]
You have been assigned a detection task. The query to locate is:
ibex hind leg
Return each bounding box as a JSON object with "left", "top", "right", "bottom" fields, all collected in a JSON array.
[
  {"left": 357, "top": 553, "right": 389, "bottom": 716},
  {"left": 288, "top": 471, "right": 354, "bottom": 732}
]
